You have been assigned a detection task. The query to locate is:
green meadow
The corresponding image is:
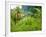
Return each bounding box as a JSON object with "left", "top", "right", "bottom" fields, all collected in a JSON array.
[{"left": 10, "top": 6, "right": 42, "bottom": 32}]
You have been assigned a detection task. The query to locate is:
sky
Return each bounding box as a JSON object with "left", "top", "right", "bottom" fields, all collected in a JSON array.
[{"left": 11, "top": 5, "right": 22, "bottom": 9}]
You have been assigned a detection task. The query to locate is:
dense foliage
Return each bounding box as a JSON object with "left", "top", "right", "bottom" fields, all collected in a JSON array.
[{"left": 10, "top": 6, "right": 42, "bottom": 32}]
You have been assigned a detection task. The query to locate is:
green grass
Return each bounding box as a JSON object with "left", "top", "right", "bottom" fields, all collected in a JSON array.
[
  {"left": 10, "top": 6, "right": 42, "bottom": 32},
  {"left": 11, "top": 16, "right": 42, "bottom": 32}
]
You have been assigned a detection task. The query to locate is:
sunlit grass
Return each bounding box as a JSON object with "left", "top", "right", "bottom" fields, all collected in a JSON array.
[
  {"left": 11, "top": 16, "right": 41, "bottom": 32},
  {"left": 10, "top": 6, "right": 42, "bottom": 32}
]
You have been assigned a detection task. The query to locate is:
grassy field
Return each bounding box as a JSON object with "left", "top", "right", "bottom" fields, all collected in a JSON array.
[{"left": 10, "top": 6, "right": 42, "bottom": 32}]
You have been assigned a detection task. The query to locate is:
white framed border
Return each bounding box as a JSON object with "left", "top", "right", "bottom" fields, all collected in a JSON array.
[{"left": 5, "top": 1, "right": 46, "bottom": 37}]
